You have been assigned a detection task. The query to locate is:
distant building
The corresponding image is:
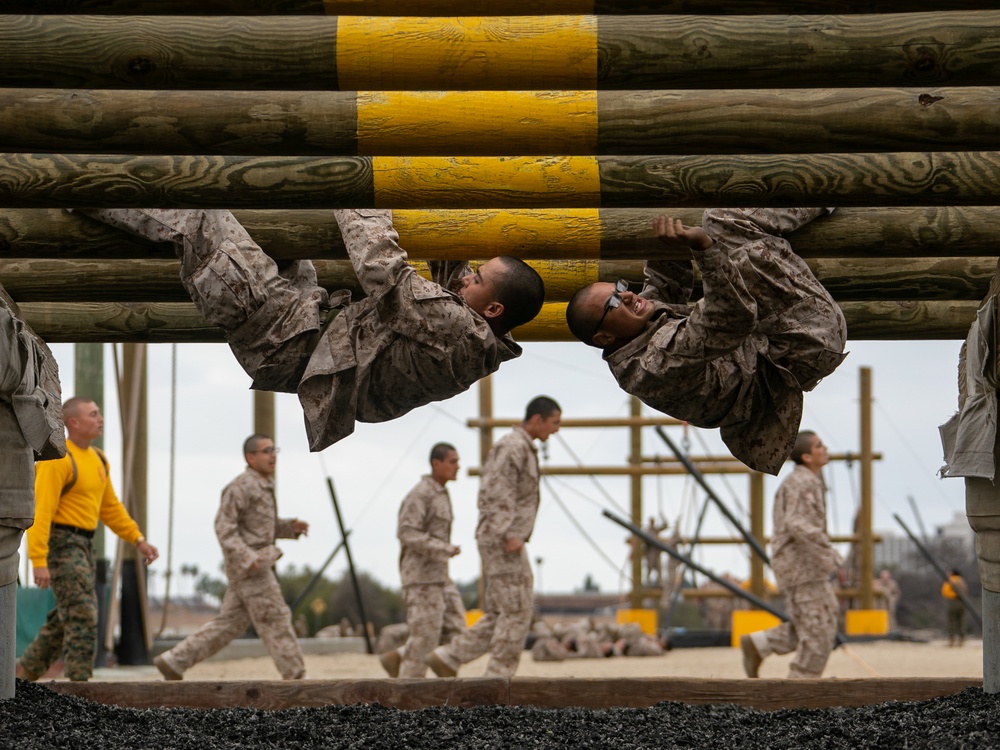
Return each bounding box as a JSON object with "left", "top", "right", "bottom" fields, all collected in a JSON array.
[{"left": 874, "top": 512, "right": 976, "bottom": 570}]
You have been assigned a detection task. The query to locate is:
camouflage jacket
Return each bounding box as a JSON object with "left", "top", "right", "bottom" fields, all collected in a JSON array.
[
  {"left": 397, "top": 475, "right": 458, "bottom": 586},
  {"left": 605, "top": 248, "right": 803, "bottom": 476},
  {"left": 475, "top": 427, "right": 540, "bottom": 563},
  {"left": 215, "top": 468, "right": 300, "bottom": 582},
  {"left": 771, "top": 465, "right": 837, "bottom": 589},
  {"left": 298, "top": 209, "right": 522, "bottom": 452}
]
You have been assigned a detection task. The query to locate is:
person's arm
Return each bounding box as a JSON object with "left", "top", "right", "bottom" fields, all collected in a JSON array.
[
  {"left": 477, "top": 440, "right": 525, "bottom": 549},
  {"left": 333, "top": 209, "right": 415, "bottom": 300},
  {"left": 27, "top": 456, "right": 72, "bottom": 587},
  {"left": 214, "top": 485, "right": 258, "bottom": 575},
  {"left": 779, "top": 475, "right": 835, "bottom": 556},
  {"left": 651, "top": 216, "right": 757, "bottom": 361},
  {"left": 275, "top": 517, "right": 308, "bottom": 539},
  {"left": 397, "top": 486, "right": 459, "bottom": 557},
  {"left": 428, "top": 260, "right": 473, "bottom": 296},
  {"left": 640, "top": 256, "right": 694, "bottom": 306}
]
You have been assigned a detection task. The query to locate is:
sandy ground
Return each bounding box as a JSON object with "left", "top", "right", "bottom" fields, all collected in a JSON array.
[{"left": 81, "top": 638, "right": 984, "bottom": 683}]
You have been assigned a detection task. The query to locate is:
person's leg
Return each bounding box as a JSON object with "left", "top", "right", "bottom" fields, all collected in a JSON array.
[
  {"left": 702, "top": 208, "right": 847, "bottom": 392},
  {"left": 785, "top": 580, "right": 839, "bottom": 678},
  {"left": 399, "top": 584, "right": 445, "bottom": 678},
  {"left": 482, "top": 564, "right": 534, "bottom": 678},
  {"left": 79, "top": 209, "right": 327, "bottom": 390},
  {"left": 438, "top": 580, "right": 468, "bottom": 646},
  {"left": 160, "top": 584, "right": 252, "bottom": 676},
  {"left": 243, "top": 572, "right": 305, "bottom": 680}
]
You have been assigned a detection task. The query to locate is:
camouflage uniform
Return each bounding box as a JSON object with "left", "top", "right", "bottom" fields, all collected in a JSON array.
[
  {"left": 156, "top": 468, "right": 305, "bottom": 680},
  {"left": 21, "top": 442, "right": 143, "bottom": 682},
  {"left": 394, "top": 475, "right": 466, "bottom": 678},
  {"left": 433, "top": 427, "right": 539, "bottom": 677},
  {"left": 0, "top": 286, "right": 64, "bottom": 699},
  {"left": 606, "top": 208, "right": 847, "bottom": 475},
  {"left": 78, "top": 209, "right": 521, "bottom": 451},
  {"left": 750, "top": 464, "right": 839, "bottom": 678}
]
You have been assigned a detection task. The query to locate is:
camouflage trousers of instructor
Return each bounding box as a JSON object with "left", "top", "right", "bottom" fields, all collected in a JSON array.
[
  {"left": 19, "top": 528, "right": 98, "bottom": 682},
  {"left": 157, "top": 569, "right": 305, "bottom": 680},
  {"left": 749, "top": 579, "right": 839, "bottom": 678},
  {"left": 433, "top": 546, "right": 533, "bottom": 678},
  {"left": 397, "top": 582, "right": 466, "bottom": 678}
]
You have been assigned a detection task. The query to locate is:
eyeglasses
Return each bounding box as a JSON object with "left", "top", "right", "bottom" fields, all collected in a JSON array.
[
  {"left": 592, "top": 279, "right": 629, "bottom": 339},
  {"left": 251, "top": 447, "right": 280, "bottom": 455}
]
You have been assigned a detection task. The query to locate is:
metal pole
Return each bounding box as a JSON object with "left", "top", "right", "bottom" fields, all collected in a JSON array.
[
  {"left": 654, "top": 426, "right": 771, "bottom": 565},
  {"left": 630, "top": 397, "right": 643, "bottom": 608},
  {"left": 326, "top": 477, "right": 373, "bottom": 653},
  {"left": 894, "top": 513, "right": 982, "bottom": 628},
  {"left": 289, "top": 536, "right": 349, "bottom": 614}
]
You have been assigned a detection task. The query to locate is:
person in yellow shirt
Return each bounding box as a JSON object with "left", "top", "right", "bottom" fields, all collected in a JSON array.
[
  {"left": 942, "top": 569, "right": 969, "bottom": 647},
  {"left": 17, "top": 397, "right": 159, "bottom": 682}
]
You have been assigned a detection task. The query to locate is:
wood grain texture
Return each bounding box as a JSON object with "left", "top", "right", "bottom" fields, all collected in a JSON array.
[
  {"left": 17, "top": 299, "right": 981, "bottom": 342},
  {"left": 3, "top": 257, "right": 993, "bottom": 302},
  {"left": 4, "top": 13, "right": 998, "bottom": 91},
  {"left": 6, "top": 1, "right": 997, "bottom": 14},
  {"left": 3, "top": 207, "right": 998, "bottom": 261},
  {"left": 597, "top": 12, "right": 1000, "bottom": 89},
  {"left": 49, "top": 677, "right": 980, "bottom": 710}
]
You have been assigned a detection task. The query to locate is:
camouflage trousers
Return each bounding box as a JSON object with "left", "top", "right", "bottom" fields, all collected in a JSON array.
[
  {"left": 437, "top": 547, "right": 533, "bottom": 678},
  {"left": 702, "top": 207, "right": 848, "bottom": 393},
  {"left": 398, "top": 582, "right": 467, "bottom": 678},
  {"left": 947, "top": 599, "right": 966, "bottom": 642},
  {"left": 19, "top": 528, "right": 98, "bottom": 682},
  {"left": 751, "top": 579, "right": 838, "bottom": 678},
  {"left": 78, "top": 209, "right": 328, "bottom": 392},
  {"left": 159, "top": 569, "right": 304, "bottom": 680}
]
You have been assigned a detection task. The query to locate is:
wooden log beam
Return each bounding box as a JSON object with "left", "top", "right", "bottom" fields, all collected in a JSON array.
[
  {"left": 3, "top": 257, "right": 995, "bottom": 303},
  {"left": 48, "top": 677, "right": 981, "bottom": 711},
  {"left": 8, "top": 1, "right": 998, "bottom": 16},
  {"left": 16, "top": 299, "right": 981, "bottom": 343},
  {"left": 3, "top": 207, "right": 998, "bottom": 261},
  {"left": 4, "top": 87, "right": 999, "bottom": 156},
  {"left": 4, "top": 153, "right": 1000, "bottom": 209},
  {"left": 2, "top": 13, "right": 998, "bottom": 90}
]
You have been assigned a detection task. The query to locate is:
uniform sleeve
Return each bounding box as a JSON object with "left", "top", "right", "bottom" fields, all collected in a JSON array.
[
  {"left": 274, "top": 518, "right": 299, "bottom": 539},
  {"left": 777, "top": 475, "right": 832, "bottom": 552},
  {"left": 99, "top": 475, "right": 143, "bottom": 544},
  {"left": 428, "top": 260, "right": 472, "bottom": 296},
  {"left": 334, "top": 209, "right": 415, "bottom": 301},
  {"left": 27, "top": 455, "right": 73, "bottom": 568},
  {"left": 477, "top": 440, "right": 525, "bottom": 542},
  {"left": 397, "top": 485, "right": 456, "bottom": 557},
  {"left": 640, "top": 260, "right": 694, "bottom": 306},
  {"left": 214, "top": 484, "right": 257, "bottom": 574}
]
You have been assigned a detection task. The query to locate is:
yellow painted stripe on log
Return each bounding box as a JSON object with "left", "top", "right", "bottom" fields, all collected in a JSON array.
[
  {"left": 356, "top": 91, "right": 598, "bottom": 156},
  {"left": 514, "top": 302, "right": 570, "bottom": 341},
  {"left": 390, "top": 209, "right": 602, "bottom": 259},
  {"left": 336, "top": 16, "right": 598, "bottom": 90},
  {"left": 372, "top": 157, "right": 602, "bottom": 208}
]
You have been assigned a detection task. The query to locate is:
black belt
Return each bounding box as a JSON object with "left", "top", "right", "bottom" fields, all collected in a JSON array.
[{"left": 52, "top": 522, "right": 95, "bottom": 539}]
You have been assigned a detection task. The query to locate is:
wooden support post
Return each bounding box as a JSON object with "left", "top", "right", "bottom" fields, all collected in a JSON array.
[
  {"left": 629, "top": 397, "right": 643, "bottom": 609},
  {"left": 749, "top": 472, "right": 766, "bottom": 601},
  {"left": 253, "top": 391, "right": 275, "bottom": 444},
  {"left": 477, "top": 377, "right": 494, "bottom": 611},
  {"left": 859, "top": 367, "right": 875, "bottom": 609}
]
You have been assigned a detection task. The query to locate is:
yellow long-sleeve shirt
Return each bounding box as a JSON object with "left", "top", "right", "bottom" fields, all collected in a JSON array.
[{"left": 28, "top": 440, "right": 142, "bottom": 568}]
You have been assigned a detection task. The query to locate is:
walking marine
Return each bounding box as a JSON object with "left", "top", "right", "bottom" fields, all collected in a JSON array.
[
  {"left": 566, "top": 208, "right": 847, "bottom": 474},
  {"left": 154, "top": 434, "right": 308, "bottom": 680}
]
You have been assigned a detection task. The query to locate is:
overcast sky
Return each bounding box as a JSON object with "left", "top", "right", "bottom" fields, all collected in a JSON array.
[{"left": 20, "top": 337, "right": 969, "bottom": 603}]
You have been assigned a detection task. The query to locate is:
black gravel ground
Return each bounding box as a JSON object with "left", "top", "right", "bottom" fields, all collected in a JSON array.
[{"left": 3, "top": 681, "right": 1000, "bottom": 749}]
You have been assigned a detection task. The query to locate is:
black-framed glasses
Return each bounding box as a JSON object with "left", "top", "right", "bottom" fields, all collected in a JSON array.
[
  {"left": 592, "top": 279, "right": 629, "bottom": 339},
  {"left": 252, "top": 447, "right": 280, "bottom": 455}
]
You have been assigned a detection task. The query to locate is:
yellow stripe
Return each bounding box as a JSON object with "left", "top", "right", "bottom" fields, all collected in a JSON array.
[
  {"left": 392, "top": 209, "right": 601, "bottom": 259},
  {"left": 357, "top": 91, "right": 598, "bottom": 156},
  {"left": 513, "top": 302, "right": 570, "bottom": 341},
  {"left": 337, "top": 16, "right": 598, "bottom": 90},
  {"left": 372, "top": 156, "right": 601, "bottom": 208}
]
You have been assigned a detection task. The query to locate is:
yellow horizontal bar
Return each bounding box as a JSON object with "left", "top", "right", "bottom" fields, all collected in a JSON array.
[
  {"left": 336, "top": 16, "right": 598, "bottom": 90},
  {"left": 357, "top": 90, "right": 598, "bottom": 155},
  {"left": 372, "top": 156, "right": 602, "bottom": 208}
]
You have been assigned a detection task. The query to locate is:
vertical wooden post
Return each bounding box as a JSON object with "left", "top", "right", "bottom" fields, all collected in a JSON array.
[
  {"left": 477, "top": 377, "right": 494, "bottom": 610},
  {"left": 859, "top": 366, "right": 874, "bottom": 609},
  {"left": 749, "top": 471, "right": 766, "bottom": 600},
  {"left": 74, "top": 344, "right": 105, "bottom": 556},
  {"left": 630, "top": 397, "right": 644, "bottom": 609},
  {"left": 253, "top": 391, "right": 275, "bottom": 445}
]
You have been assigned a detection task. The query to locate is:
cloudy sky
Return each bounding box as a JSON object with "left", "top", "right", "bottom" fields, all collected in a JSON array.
[{"left": 20, "top": 336, "right": 968, "bottom": 603}]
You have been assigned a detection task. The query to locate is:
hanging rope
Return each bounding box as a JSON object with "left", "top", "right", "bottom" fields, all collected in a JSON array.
[
  {"left": 540, "top": 476, "right": 625, "bottom": 576},
  {"left": 552, "top": 431, "right": 629, "bottom": 516}
]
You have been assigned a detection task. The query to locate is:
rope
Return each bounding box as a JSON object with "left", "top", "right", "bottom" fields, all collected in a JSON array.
[{"left": 541, "top": 476, "right": 623, "bottom": 576}]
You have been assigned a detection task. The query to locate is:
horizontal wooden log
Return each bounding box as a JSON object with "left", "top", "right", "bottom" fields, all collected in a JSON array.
[
  {"left": 5, "top": 87, "right": 1000, "bottom": 156},
  {"left": 9, "top": 1, "right": 997, "bottom": 15},
  {"left": 2, "top": 13, "right": 999, "bottom": 90},
  {"left": 4, "top": 207, "right": 998, "bottom": 261},
  {"left": 3, "top": 257, "right": 995, "bottom": 303},
  {"left": 49, "top": 677, "right": 981, "bottom": 711},
  {"left": 16, "top": 299, "right": 981, "bottom": 342},
  {"left": 5, "top": 153, "right": 1000, "bottom": 209}
]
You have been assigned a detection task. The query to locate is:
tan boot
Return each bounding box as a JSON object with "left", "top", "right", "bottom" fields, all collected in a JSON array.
[{"left": 740, "top": 635, "right": 763, "bottom": 678}]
